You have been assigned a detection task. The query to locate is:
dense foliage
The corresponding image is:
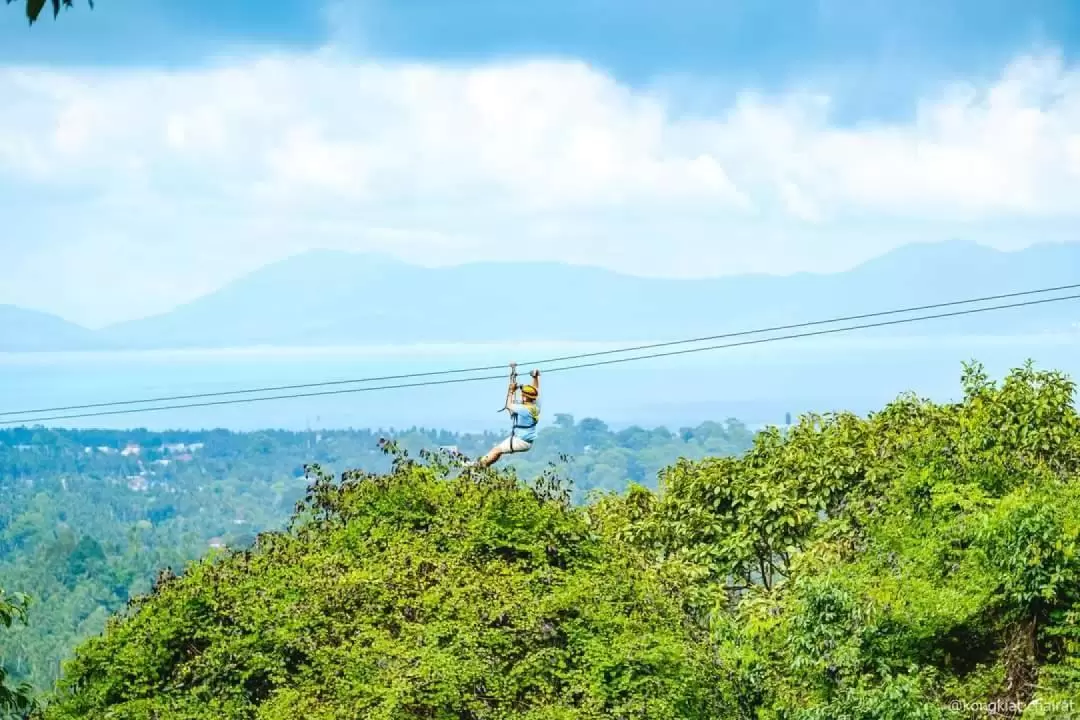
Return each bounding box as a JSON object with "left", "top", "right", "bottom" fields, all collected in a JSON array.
[
  {"left": 27, "top": 361, "right": 1080, "bottom": 718},
  {"left": 3, "top": 361, "right": 1079, "bottom": 717},
  {"left": 42, "top": 448, "right": 730, "bottom": 718},
  {"left": 0, "top": 590, "right": 34, "bottom": 718},
  {"left": 601, "top": 360, "right": 1080, "bottom": 717},
  {"left": 0, "top": 417, "right": 753, "bottom": 698}
]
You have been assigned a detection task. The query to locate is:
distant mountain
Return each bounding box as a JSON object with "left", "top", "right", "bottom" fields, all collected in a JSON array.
[
  {"left": 96, "top": 240, "right": 1080, "bottom": 350},
  {"left": 0, "top": 305, "right": 101, "bottom": 352},
  {"left": 7, "top": 240, "right": 1080, "bottom": 353}
]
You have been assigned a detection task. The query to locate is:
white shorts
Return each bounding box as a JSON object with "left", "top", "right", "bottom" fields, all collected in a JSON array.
[{"left": 495, "top": 435, "right": 532, "bottom": 454}]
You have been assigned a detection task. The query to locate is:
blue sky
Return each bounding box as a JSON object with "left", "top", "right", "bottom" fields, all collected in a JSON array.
[
  {"left": 6, "top": 1, "right": 1079, "bottom": 114},
  {"left": 2, "top": 0, "right": 1080, "bottom": 327},
  {"left": 5, "top": 1, "right": 1078, "bottom": 86}
]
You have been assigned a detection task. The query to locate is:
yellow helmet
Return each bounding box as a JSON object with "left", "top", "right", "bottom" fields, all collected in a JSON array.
[{"left": 521, "top": 384, "right": 538, "bottom": 398}]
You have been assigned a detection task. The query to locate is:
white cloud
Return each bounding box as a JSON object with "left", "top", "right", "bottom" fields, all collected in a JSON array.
[
  {"left": 1, "top": 48, "right": 1080, "bottom": 325},
  {"left": 702, "top": 54, "right": 1080, "bottom": 221},
  {"left": 778, "top": 180, "right": 823, "bottom": 223}
]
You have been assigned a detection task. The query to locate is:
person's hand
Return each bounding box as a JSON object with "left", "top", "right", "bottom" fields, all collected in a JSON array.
[{"left": 531, "top": 369, "right": 540, "bottom": 379}]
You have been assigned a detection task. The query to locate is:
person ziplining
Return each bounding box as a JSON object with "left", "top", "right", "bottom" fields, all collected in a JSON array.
[{"left": 469, "top": 363, "right": 541, "bottom": 468}]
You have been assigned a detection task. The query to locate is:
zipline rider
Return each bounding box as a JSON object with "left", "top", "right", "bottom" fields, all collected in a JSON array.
[{"left": 474, "top": 364, "right": 541, "bottom": 468}]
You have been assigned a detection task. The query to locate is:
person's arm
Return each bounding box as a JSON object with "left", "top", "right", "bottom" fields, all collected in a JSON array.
[
  {"left": 531, "top": 369, "right": 540, "bottom": 394},
  {"left": 503, "top": 363, "right": 518, "bottom": 411}
]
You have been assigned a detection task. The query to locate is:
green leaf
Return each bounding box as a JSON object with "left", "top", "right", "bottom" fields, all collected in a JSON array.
[{"left": 26, "top": 0, "right": 46, "bottom": 22}]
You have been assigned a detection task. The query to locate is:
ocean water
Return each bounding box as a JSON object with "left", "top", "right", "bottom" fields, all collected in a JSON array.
[{"left": 1, "top": 333, "right": 1079, "bottom": 433}]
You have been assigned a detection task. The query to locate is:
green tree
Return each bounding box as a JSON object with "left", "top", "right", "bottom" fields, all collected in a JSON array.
[
  {"left": 0, "top": 417, "right": 755, "bottom": 696},
  {"left": 12, "top": 362, "right": 1080, "bottom": 716},
  {"left": 39, "top": 450, "right": 727, "bottom": 718},
  {"left": 600, "top": 360, "right": 1080, "bottom": 716},
  {"left": 0, "top": 588, "right": 35, "bottom": 719}
]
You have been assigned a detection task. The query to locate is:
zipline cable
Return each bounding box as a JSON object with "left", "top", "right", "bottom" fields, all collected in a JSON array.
[
  {"left": 2, "top": 282, "right": 1079, "bottom": 419},
  {"left": 3, "top": 290, "right": 1078, "bottom": 427}
]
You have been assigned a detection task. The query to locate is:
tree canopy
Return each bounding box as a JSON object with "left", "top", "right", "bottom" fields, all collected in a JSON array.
[
  {"left": 40, "top": 448, "right": 728, "bottom": 718},
  {"left": 0, "top": 589, "right": 34, "bottom": 718},
  {"left": 25, "top": 360, "right": 1080, "bottom": 718},
  {"left": 0, "top": 418, "right": 754, "bottom": 701}
]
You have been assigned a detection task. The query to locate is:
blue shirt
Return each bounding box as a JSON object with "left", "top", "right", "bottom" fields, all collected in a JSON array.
[{"left": 509, "top": 401, "right": 540, "bottom": 442}]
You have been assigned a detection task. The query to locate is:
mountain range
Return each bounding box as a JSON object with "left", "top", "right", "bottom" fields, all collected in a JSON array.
[
  {"left": 0, "top": 305, "right": 101, "bottom": 352},
  {"left": 3, "top": 239, "right": 1079, "bottom": 352}
]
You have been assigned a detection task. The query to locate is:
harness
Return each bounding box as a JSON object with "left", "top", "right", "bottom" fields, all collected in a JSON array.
[{"left": 511, "top": 405, "right": 538, "bottom": 435}]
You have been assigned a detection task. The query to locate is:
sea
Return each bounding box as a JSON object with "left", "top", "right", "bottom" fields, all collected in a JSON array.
[{"left": 1, "top": 333, "right": 1079, "bottom": 434}]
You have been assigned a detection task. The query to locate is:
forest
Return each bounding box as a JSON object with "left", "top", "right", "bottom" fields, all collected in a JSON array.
[
  {"left": 0, "top": 414, "right": 755, "bottom": 704},
  {"left": 4, "top": 361, "right": 1080, "bottom": 717}
]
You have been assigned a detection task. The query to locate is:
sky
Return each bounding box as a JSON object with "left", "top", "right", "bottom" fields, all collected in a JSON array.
[{"left": 2, "top": 0, "right": 1080, "bottom": 328}]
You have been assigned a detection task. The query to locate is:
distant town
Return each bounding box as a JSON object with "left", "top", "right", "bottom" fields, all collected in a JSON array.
[{"left": 10, "top": 439, "right": 207, "bottom": 492}]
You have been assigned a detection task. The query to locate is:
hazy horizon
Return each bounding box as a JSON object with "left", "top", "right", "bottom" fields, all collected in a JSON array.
[{"left": 3, "top": 332, "right": 1078, "bottom": 434}]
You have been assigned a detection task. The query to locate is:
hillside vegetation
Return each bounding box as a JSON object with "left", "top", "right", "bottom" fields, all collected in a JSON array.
[
  {"left": 12, "top": 361, "right": 1078, "bottom": 718},
  {"left": 0, "top": 418, "right": 753, "bottom": 698}
]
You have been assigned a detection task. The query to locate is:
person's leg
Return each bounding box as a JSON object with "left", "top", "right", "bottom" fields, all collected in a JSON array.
[
  {"left": 477, "top": 446, "right": 502, "bottom": 468},
  {"left": 477, "top": 436, "right": 514, "bottom": 467},
  {"left": 477, "top": 436, "right": 530, "bottom": 467}
]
